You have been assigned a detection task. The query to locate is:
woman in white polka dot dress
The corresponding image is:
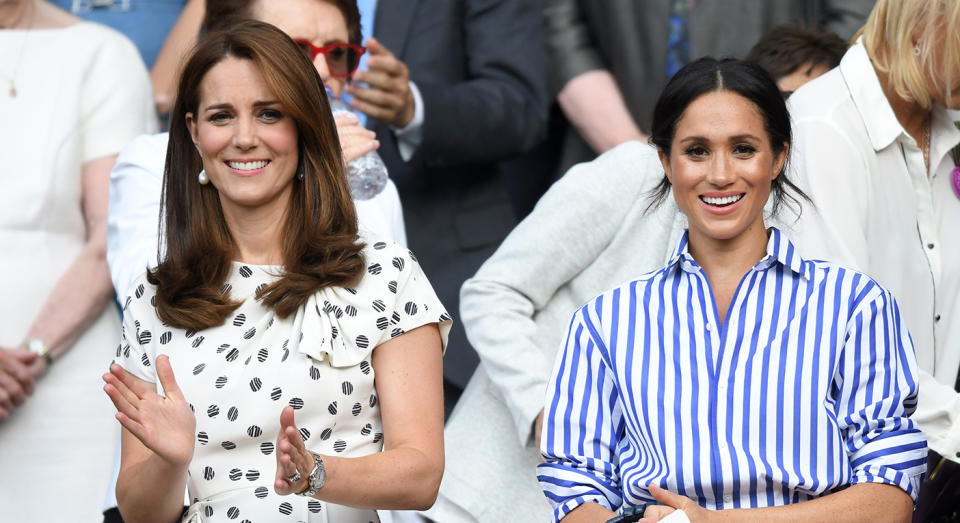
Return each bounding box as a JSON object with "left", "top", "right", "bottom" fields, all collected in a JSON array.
[{"left": 103, "top": 21, "right": 450, "bottom": 523}]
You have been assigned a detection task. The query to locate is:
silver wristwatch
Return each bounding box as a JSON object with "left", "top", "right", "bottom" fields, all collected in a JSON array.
[{"left": 296, "top": 451, "right": 326, "bottom": 497}]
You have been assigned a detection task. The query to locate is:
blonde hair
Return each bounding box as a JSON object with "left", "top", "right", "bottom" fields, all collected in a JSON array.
[{"left": 857, "top": 0, "right": 960, "bottom": 109}]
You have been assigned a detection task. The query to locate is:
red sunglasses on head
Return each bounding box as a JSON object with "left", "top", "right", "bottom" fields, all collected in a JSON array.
[{"left": 294, "top": 40, "right": 366, "bottom": 79}]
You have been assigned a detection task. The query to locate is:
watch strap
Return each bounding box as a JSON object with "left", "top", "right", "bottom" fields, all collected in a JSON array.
[{"left": 296, "top": 451, "right": 326, "bottom": 497}]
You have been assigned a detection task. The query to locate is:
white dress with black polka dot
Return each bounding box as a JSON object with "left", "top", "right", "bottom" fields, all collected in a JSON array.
[{"left": 116, "top": 238, "right": 451, "bottom": 523}]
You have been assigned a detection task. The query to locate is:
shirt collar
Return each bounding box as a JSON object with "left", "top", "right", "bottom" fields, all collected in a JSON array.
[
  {"left": 840, "top": 39, "right": 960, "bottom": 159},
  {"left": 668, "top": 227, "right": 811, "bottom": 280},
  {"left": 839, "top": 39, "right": 904, "bottom": 152}
]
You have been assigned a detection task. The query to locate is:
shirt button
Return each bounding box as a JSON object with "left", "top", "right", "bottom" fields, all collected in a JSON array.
[
  {"left": 935, "top": 314, "right": 941, "bottom": 322},
  {"left": 723, "top": 494, "right": 733, "bottom": 503},
  {"left": 927, "top": 243, "right": 935, "bottom": 249},
  {"left": 706, "top": 323, "right": 713, "bottom": 332}
]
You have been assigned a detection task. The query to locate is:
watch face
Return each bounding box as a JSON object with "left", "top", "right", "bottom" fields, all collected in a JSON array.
[{"left": 27, "top": 339, "right": 45, "bottom": 354}]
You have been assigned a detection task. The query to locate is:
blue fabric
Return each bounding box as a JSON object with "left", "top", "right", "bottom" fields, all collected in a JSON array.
[
  {"left": 349, "top": 0, "right": 378, "bottom": 127},
  {"left": 49, "top": 0, "right": 185, "bottom": 68},
  {"left": 538, "top": 228, "right": 927, "bottom": 521},
  {"left": 665, "top": 0, "right": 689, "bottom": 78}
]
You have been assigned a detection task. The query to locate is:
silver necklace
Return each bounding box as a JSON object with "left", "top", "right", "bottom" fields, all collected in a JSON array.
[{"left": 0, "top": 3, "right": 34, "bottom": 98}]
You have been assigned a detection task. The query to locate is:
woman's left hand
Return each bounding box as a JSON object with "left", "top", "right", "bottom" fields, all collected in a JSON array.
[
  {"left": 640, "top": 484, "right": 714, "bottom": 523},
  {"left": 273, "top": 405, "right": 316, "bottom": 496}
]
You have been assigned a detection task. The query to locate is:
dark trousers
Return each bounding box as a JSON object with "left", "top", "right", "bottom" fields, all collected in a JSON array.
[{"left": 913, "top": 451, "right": 960, "bottom": 523}]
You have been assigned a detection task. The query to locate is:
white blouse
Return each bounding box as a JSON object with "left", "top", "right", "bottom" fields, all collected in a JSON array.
[{"left": 788, "top": 40, "right": 960, "bottom": 461}]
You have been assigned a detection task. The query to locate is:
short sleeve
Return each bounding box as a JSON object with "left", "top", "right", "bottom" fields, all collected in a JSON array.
[
  {"left": 78, "top": 25, "right": 156, "bottom": 163},
  {"left": 113, "top": 278, "right": 160, "bottom": 384},
  {"left": 371, "top": 241, "right": 452, "bottom": 351}
]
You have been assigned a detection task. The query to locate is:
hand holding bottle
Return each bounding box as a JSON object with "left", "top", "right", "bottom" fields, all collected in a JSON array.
[{"left": 333, "top": 112, "right": 379, "bottom": 164}]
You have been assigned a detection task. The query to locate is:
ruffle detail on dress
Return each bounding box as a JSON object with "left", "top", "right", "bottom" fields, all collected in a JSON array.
[{"left": 289, "top": 287, "right": 377, "bottom": 368}]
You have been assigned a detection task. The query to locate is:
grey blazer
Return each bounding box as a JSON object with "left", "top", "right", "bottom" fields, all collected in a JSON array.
[{"left": 373, "top": 0, "right": 549, "bottom": 389}]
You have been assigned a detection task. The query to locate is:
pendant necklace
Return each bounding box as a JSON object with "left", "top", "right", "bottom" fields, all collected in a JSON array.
[{"left": 0, "top": 4, "right": 34, "bottom": 98}]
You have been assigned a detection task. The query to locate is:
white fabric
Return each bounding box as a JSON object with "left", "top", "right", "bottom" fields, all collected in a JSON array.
[
  {"left": 390, "top": 80, "right": 424, "bottom": 162},
  {"left": 661, "top": 509, "right": 692, "bottom": 523},
  {"left": 106, "top": 133, "right": 408, "bottom": 298},
  {"left": 788, "top": 40, "right": 960, "bottom": 462},
  {"left": 115, "top": 238, "right": 450, "bottom": 522},
  {"left": 0, "top": 21, "right": 155, "bottom": 522}
]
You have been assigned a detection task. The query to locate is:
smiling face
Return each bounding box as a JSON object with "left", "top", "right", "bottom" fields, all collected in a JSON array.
[
  {"left": 659, "top": 90, "right": 787, "bottom": 247},
  {"left": 253, "top": 0, "right": 351, "bottom": 97},
  {"left": 186, "top": 57, "right": 299, "bottom": 218}
]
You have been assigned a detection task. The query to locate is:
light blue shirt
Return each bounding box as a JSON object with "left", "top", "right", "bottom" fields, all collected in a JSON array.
[
  {"left": 538, "top": 228, "right": 927, "bottom": 521},
  {"left": 351, "top": 0, "right": 376, "bottom": 127}
]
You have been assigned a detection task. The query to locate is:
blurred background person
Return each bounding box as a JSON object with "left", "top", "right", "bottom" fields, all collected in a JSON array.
[
  {"left": 104, "top": 20, "right": 449, "bottom": 523},
  {"left": 745, "top": 24, "right": 848, "bottom": 97},
  {"left": 543, "top": 0, "right": 873, "bottom": 177},
  {"left": 347, "top": 0, "right": 548, "bottom": 409},
  {"left": 787, "top": 1, "right": 960, "bottom": 520},
  {"left": 47, "top": 0, "right": 203, "bottom": 121},
  {"left": 0, "top": 0, "right": 155, "bottom": 520}
]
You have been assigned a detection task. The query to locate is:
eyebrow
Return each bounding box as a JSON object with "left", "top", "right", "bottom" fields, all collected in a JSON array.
[
  {"left": 679, "top": 134, "right": 761, "bottom": 144},
  {"left": 202, "top": 100, "right": 281, "bottom": 112}
]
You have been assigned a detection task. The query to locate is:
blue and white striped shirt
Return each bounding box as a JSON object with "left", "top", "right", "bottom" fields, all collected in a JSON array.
[{"left": 538, "top": 228, "right": 926, "bottom": 521}]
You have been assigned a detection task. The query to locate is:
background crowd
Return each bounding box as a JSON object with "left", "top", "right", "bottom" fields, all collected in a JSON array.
[{"left": 0, "top": 0, "right": 958, "bottom": 522}]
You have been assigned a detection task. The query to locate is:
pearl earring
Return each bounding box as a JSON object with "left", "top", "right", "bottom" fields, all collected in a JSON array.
[
  {"left": 198, "top": 169, "right": 209, "bottom": 185},
  {"left": 297, "top": 170, "right": 304, "bottom": 181}
]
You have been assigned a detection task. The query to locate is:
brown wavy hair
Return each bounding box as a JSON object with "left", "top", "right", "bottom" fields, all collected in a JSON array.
[{"left": 148, "top": 20, "right": 365, "bottom": 331}]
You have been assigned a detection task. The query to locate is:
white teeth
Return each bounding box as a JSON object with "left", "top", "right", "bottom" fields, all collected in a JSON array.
[
  {"left": 227, "top": 160, "right": 269, "bottom": 171},
  {"left": 701, "top": 194, "right": 744, "bottom": 206}
]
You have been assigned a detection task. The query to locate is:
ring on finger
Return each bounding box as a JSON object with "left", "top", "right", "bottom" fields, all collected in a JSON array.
[{"left": 287, "top": 470, "right": 301, "bottom": 484}]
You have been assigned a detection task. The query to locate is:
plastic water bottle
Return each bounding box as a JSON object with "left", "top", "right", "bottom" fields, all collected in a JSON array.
[{"left": 327, "top": 89, "right": 388, "bottom": 200}]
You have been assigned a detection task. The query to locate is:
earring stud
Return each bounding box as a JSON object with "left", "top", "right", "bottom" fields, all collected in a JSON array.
[
  {"left": 298, "top": 170, "right": 304, "bottom": 181},
  {"left": 198, "top": 169, "right": 209, "bottom": 185}
]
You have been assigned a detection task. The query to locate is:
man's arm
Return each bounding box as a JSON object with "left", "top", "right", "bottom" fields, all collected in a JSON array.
[
  {"left": 544, "top": 0, "right": 645, "bottom": 153},
  {"left": 387, "top": 0, "right": 549, "bottom": 168}
]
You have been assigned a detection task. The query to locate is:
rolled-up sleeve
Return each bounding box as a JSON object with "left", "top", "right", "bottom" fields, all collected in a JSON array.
[
  {"left": 538, "top": 303, "right": 624, "bottom": 521},
  {"left": 835, "top": 288, "right": 927, "bottom": 501}
]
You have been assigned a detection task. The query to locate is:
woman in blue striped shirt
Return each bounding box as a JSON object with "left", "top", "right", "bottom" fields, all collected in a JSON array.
[{"left": 538, "top": 58, "right": 927, "bottom": 523}]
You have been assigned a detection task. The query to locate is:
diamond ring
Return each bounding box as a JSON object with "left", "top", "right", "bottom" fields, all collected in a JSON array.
[{"left": 287, "top": 470, "right": 301, "bottom": 484}]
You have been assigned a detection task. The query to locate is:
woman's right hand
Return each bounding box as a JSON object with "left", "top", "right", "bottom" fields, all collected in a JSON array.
[
  {"left": 103, "top": 355, "right": 196, "bottom": 466},
  {"left": 334, "top": 112, "right": 379, "bottom": 164}
]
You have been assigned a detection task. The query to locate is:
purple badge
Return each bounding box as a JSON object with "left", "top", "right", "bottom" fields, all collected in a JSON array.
[{"left": 953, "top": 166, "right": 960, "bottom": 199}]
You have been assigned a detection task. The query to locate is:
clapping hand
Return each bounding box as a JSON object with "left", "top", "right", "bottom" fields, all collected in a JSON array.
[
  {"left": 346, "top": 37, "right": 415, "bottom": 128},
  {"left": 274, "top": 406, "right": 315, "bottom": 496},
  {"left": 0, "top": 347, "right": 37, "bottom": 420},
  {"left": 102, "top": 355, "right": 196, "bottom": 466}
]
